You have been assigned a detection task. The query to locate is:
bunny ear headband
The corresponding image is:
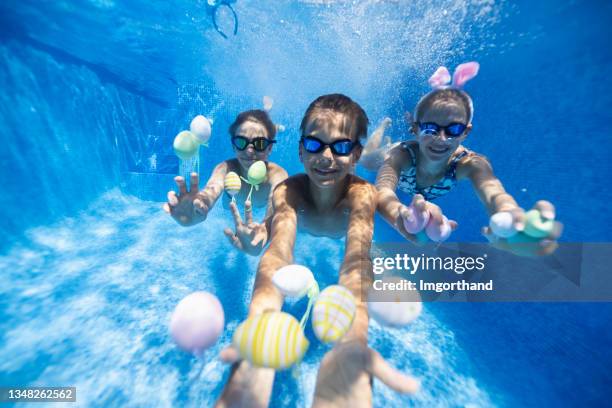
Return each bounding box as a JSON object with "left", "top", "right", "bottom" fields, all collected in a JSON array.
[
  {"left": 428, "top": 61, "right": 480, "bottom": 89},
  {"left": 424, "top": 61, "right": 479, "bottom": 123}
]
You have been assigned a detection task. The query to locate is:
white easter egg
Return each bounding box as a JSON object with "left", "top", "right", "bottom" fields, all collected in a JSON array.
[
  {"left": 489, "top": 212, "right": 517, "bottom": 238},
  {"left": 272, "top": 264, "right": 315, "bottom": 299}
]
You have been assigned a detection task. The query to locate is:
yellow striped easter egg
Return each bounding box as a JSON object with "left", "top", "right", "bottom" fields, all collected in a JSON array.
[
  {"left": 312, "top": 285, "right": 356, "bottom": 343},
  {"left": 233, "top": 311, "right": 309, "bottom": 370},
  {"left": 224, "top": 171, "right": 242, "bottom": 196}
]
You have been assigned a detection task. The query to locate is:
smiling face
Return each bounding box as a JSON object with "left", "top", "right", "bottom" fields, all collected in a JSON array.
[
  {"left": 232, "top": 119, "right": 272, "bottom": 173},
  {"left": 299, "top": 109, "right": 362, "bottom": 189},
  {"left": 413, "top": 98, "right": 472, "bottom": 162}
]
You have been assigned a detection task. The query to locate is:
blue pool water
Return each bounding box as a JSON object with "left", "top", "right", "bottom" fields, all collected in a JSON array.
[{"left": 1, "top": 1, "right": 611, "bottom": 407}]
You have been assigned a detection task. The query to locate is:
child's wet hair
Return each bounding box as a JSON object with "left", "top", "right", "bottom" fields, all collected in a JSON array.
[
  {"left": 229, "top": 109, "right": 277, "bottom": 140},
  {"left": 415, "top": 88, "right": 474, "bottom": 123},
  {"left": 300, "top": 94, "right": 369, "bottom": 143}
]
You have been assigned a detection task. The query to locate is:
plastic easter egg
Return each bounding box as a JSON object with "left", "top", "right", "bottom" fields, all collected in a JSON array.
[
  {"left": 425, "top": 215, "right": 452, "bottom": 242},
  {"left": 402, "top": 205, "right": 430, "bottom": 234},
  {"left": 263, "top": 95, "right": 274, "bottom": 111},
  {"left": 173, "top": 131, "right": 199, "bottom": 160},
  {"left": 247, "top": 161, "right": 267, "bottom": 185},
  {"left": 312, "top": 285, "right": 356, "bottom": 343},
  {"left": 523, "top": 209, "right": 554, "bottom": 238},
  {"left": 489, "top": 212, "right": 517, "bottom": 238},
  {"left": 190, "top": 115, "right": 212, "bottom": 145},
  {"left": 367, "top": 277, "right": 422, "bottom": 327},
  {"left": 506, "top": 231, "right": 541, "bottom": 244},
  {"left": 233, "top": 311, "right": 309, "bottom": 370},
  {"left": 169, "top": 291, "right": 225, "bottom": 355},
  {"left": 272, "top": 264, "right": 315, "bottom": 299},
  {"left": 224, "top": 172, "right": 242, "bottom": 196}
]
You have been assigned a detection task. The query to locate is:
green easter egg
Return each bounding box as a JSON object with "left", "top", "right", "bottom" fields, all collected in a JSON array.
[
  {"left": 173, "top": 131, "right": 199, "bottom": 160},
  {"left": 523, "top": 209, "right": 554, "bottom": 238},
  {"left": 506, "top": 231, "right": 542, "bottom": 244},
  {"left": 247, "top": 161, "right": 267, "bottom": 185}
]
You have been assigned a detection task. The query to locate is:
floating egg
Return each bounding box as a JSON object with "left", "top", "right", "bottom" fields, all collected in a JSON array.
[
  {"left": 489, "top": 212, "right": 517, "bottom": 238},
  {"left": 312, "top": 285, "right": 356, "bottom": 343},
  {"left": 169, "top": 291, "right": 224, "bottom": 356},
  {"left": 224, "top": 171, "right": 242, "bottom": 197},
  {"left": 247, "top": 161, "right": 267, "bottom": 185},
  {"left": 425, "top": 215, "right": 452, "bottom": 242},
  {"left": 263, "top": 95, "right": 274, "bottom": 111},
  {"left": 402, "top": 205, "right": 430, "bottom": 234},
  {"left": 173, "top": 130, "right": 199, "bottom": 160},
  {"left": 190, "top": 115, "right": 212, "bottom": 145},
  {"left": 523, "top": 209, "right": 554, "bottom": 238},
  {"left": 233, "top": 311, "right": 308, "bottom": 370},
  {"left": 367, "top": 277, "right": 422, "bottom": 327},
  {"left": 272, "top": 264, "right": 315, "bottom": 299}
]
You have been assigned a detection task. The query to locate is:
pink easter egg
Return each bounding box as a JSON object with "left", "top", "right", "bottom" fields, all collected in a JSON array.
[
  {"left": 425, "top": 215, "right": 452, "bottom": 242},
  {"left": 169, "top": 291, "right": 224, "bottom": 355},
  {"left": 402, "top": 205, "right": 430, "bottom": 234}
]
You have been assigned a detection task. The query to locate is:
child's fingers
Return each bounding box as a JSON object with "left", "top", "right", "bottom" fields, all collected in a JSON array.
[
  {"left": 224, "top": 228, "right": 243, "bottom": 250},
  {"left": 537, "top": 239, "right": 559, "bottom": 256},
  {"left": 244, "top": 201, "right": 253, "bottom": 225},
  {"left": 448, "top": 219, "right": 458, "bottom": 231},
  {"left": 411, "top": 194, "right": 426, "bottom": 211},
  {"left": 427, "top": 204, "right": 443, "bottom": 226},
  {"left": 193, "top": 198, "right": 207, "bottom": 215},
  {"left": 162, "top": 203, "right": 171, "bottom": 214},
  {"left": 167, "top": 191, "right": 178, "bottom": 206},
  {"left": 367, "top": 348, "right": 420, "bottom": 394},
  {"left": 229, "top": 201, "right": 243, "bottom": 227},
  {"left": 189, "top": 173, "right": 200, "bottom": 193},
  {"left": 549, "top": 221, "right": 564, "bottom": 240},
  {"left": 510, "top": 208, "right": 525, "bottom": 231},
  {"left": 534, "top": 200, "right": 555, "bottom": 220},
  {"left": 219, "top": 346, "right": 241, "bottom": 364},
  {"left": 174, "top": 176, "right": 188, "bottom": 195}
]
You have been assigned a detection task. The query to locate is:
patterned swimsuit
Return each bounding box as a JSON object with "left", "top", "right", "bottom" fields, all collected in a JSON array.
[{"left": 397, "top": 142, "right": 470, "bottom": 201}]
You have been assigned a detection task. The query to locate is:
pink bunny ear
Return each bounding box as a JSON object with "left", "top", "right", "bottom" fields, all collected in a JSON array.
[
  {"left": 452, "top": 62, "right": 480, "bottom": 88},
  {"left": 428, "top": 66, "right": 451, "bottom": 89}
]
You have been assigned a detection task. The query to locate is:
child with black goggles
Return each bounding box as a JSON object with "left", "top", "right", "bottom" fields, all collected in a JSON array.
[
  {"left": 376, "top": 62, "right": 562, "bottom": 256},
  {"left": 164, "top": 109, "right": 287, "bottom": 256},
  {"left": 216, "top": 94, "right": 420, "bottom": 408}
]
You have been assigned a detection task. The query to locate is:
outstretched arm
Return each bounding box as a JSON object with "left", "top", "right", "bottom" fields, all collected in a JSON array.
[
  {"left": 312, "top": 181, "right": 419, "bottom": 408},
  {"left": 216, "top": 181, "right": 298, "bottom": 408},
  {"left": 223, "top": 164, "right": 289, "bottom": 255},
  {"left": 460, "top": 155, "right": 562, "bottom": 256},
  {"left": 375, "top": 148, "right": 451, "bottom": 242}
]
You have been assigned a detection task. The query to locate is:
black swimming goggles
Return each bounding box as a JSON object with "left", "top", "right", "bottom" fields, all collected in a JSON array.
[
  {"left": 300, "top": 136, "right": 359, "bottom": 156},
  {"left": 231, "top": 136, "right": 276, "bottom": 151},
  {"left": 418, "top": 122, "right": 467, "bottom": 138}
]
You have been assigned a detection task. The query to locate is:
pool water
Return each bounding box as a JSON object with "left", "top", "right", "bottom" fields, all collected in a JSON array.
[{"left": 1, "top": 0, "right": 611, "bottom": 407}]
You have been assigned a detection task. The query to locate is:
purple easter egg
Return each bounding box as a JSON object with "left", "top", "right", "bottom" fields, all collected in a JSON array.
[
  {"left": 425, "top": 215, "right": 452, "bottom": 242},
  {"left": 402, "top": 205, "right": 430, "bottom": 234},
  {"left": 170, "top": 291, "right": 224, "bottom": 355}
]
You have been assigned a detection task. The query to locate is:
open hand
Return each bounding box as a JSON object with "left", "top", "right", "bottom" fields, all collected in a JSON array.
[
  {"left": 395, "top": 194, "right": 458, "bottom": 243},
  {"left": 312, "top": 340, "right": 419, "bottom": 407},
  {"left": 163, "top": 173, "right": 209, "bottom": 226},
  {"left": 223, "top": 200, "right": 268, "bottom": 256},
  {"left": 482, "top": 200, "right": 563, "bottom": 256}
]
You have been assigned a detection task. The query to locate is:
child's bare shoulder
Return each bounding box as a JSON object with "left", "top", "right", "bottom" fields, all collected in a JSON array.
[
  {"left": 266, "top": 161, "right": 289, "bottom": 178},
  {"left": 347, "top": 175, "right": 377, "bottom": 204}
]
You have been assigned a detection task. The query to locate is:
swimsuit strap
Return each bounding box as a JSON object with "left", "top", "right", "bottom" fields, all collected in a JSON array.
[{"left": 447, "top": 149, "right": 470, "bottom": 179}]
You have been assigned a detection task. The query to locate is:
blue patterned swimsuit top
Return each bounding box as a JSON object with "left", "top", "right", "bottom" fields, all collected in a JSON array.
[{"left": 397, "top": 142, "right": 470, "bottom": 201}]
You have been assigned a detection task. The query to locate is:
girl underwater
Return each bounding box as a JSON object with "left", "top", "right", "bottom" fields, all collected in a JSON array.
[
  {"left": 375, "top": 62, "right": 562, "bottom": 255},
  {"left": 163, "top": 109, "right": 288, "bottom": 254}
]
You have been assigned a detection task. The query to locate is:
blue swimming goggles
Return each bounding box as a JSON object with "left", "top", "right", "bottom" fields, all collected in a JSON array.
[
  {"left": 418, "top": 122, "right": 467, "bottom": 138},
  {"left": 300, "top": 136, "right": 359, "bottom": 156}
]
